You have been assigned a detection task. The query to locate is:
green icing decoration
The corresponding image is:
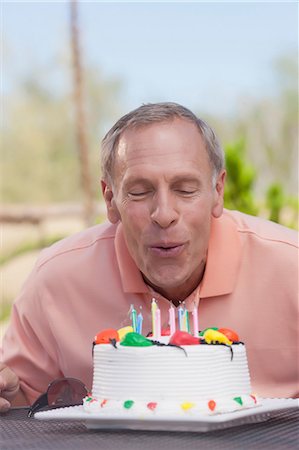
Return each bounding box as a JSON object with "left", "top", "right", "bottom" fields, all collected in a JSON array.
[
  {"left": 123, "top": 400, "right": 134, "bottom": 409},
  {"left": 233, "top": 397, "right": 243, "bottom": 406},
  {"left": 120, "top": 332, "right": 153, "bottom": 347},
  {"left": 199, "top": 327, "right": 218, "bottom": 336}
]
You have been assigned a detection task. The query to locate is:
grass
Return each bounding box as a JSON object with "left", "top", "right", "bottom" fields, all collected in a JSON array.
[
  {"left": 0, "top": 302, "right": 12, "bottom": 323},
  {"left": 0, "top": 234, "right": 67, "bottom": 266}
]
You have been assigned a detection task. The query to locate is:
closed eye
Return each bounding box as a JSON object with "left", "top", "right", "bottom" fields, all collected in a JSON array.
[
  {"left": 175, "top": 189, "right": 198, "bottom": 196},
  {"left": 128, "top": 191, "right": 151, "bottom": 198}
]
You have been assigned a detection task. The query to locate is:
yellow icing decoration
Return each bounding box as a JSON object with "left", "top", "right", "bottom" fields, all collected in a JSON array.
[
  {"left": 181, "top": 402, "right": 195, "bottom": 411},
  {"left": 117, "top": 326, "right": 134, "bottom": 340},
  {"left": 203, "top": 329, "right": 232, "bottom": 345}
]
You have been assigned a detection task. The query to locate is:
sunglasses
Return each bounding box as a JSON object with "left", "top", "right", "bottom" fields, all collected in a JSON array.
[{"left": 28, "top": 377, "right": 88, "bottom": 417}]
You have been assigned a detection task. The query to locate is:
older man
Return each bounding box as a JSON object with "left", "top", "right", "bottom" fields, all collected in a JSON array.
[{"left": 0, "top": 102, "right": 298, "bottom": 411}]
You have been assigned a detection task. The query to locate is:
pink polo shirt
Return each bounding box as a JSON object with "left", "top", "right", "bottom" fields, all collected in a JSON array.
[{"left": 1, "top": 209, "right": 298, "bottom": 403}]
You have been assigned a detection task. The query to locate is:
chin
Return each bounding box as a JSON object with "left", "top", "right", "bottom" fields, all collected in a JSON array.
[{"left": 148, "top": 272, "right": 187, "bottom": 291}]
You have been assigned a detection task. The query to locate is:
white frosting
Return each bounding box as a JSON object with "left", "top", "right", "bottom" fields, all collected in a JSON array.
[{"left": 84, "top": 342, "right": 260, "bottom": 416}]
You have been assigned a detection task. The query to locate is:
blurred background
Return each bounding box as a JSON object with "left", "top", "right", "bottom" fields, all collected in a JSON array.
[{"left": 1, "top": 1, "right": 298, "bottom": 337}]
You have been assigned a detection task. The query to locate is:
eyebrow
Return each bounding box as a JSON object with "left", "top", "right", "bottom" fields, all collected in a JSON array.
[{"left": 123, "top": 173, "right": 202, "bottom": 188}]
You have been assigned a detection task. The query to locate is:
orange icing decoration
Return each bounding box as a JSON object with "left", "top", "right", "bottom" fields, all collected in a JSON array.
[
  {"left": 94, "top": 329, "right": 120, "bottom": 344},
  {"left": 217, "top": 328, "right": 239, "bottom": 342},
  {"left": 208, "top": 400, "right": 216, "bottom": 411},
  {"left": 100, "top": 399, "right": 108, "bottom": 407}
]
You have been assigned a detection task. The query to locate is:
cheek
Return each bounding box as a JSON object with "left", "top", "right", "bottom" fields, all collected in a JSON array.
[{"left": 120, "top": 203, "right": 149, "bottom": 235}]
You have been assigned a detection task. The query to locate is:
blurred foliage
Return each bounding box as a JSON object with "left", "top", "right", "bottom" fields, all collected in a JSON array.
[
  {"left": 224, "top": 139, "right": 258, "bottom": 216},
  {"left": 206, "top": 53, "right": 298, "bottom": 200},
  {"left": 266, "top": 183, "right": 284, "bottom": 224},
  {"left": 2, "top": 66, "right": 122, "bottom": 203},
  {"left": 0, "top": 234, "right": 67, "bottom": 266},
  {"left": 0, "top": 303, "right": 11, "bottom": 323},
  {"left": 223, "top": 140, "right": 298, "bottom": 229}
]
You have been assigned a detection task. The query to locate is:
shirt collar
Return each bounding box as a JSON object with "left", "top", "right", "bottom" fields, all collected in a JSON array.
[
  {"left": 115, "top": 212, "right": 241, "bottom": 298},
  {"left": 199, "top": 213, "right": 241, "bottom": 298}
]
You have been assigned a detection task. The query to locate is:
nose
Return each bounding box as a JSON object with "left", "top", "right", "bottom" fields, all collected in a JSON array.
[{"left": 150, "top": 190, "right": 179, "bottom": 228}]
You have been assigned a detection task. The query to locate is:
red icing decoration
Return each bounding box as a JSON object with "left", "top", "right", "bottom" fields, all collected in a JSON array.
[
  {"left": 161, "top": 327, "right": 170, "bottom": 336},
  {"left": 169, "top": 331, "right": 200, "bottom": 345},
  {"left": 217, "top": 328, "right": 239, "bottom": 342},
  {"left": 147, "top": 402, "right": 158, "bottom": 411},
  {"left": 250, "top": 394, "right": 257, "bottom": 404},
  {"left": 94, "top": 329, "right": 120, "bottom": 344},
  {"left": 208, "top": 400, "right": 216, "bottom": 411},
  {"left": 100, "top": 399, "right": 108, "bottom": 407}
]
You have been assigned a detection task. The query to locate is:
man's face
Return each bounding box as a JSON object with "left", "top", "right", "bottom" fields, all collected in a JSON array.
[{"left": 103, "top": 118, "right": 225, "bottom": 301}]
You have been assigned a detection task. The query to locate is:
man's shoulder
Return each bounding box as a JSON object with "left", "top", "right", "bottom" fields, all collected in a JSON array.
[
  {"left": 223, "top": 209, "right": 298, "bottom": 248},
  {"left": 36, "top": 221, "right": 118, "bottom": 270}
]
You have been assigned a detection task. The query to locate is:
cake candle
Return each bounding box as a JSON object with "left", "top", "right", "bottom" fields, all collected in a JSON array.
[
  {"left": 131, "top": 305, "right": 137, "bottom": 332},
  {"left": 192, "top": 304, "right": 199, "bottom": 337},
  {"left": 137, "top": 312, "right": 143, "bottom": 335},
  {"left": 178, "top": 305, "right": 184, "bottom": 331},
  {"left": 185, "top": 309, "right": 190, "bottom": 333},
  {"left": 169, "top": 305, "right": 176, "bottom": 336},
  {"left": 151, "top": 298, "right": 157, "bottom": 337},
  {"left": 155, "top": 308, "right": 161, "bottom": 339}
]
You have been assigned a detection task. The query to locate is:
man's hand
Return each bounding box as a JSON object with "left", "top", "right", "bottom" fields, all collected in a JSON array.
[{"left": 0, "top": 363, "right": 20, "bottom": 412}]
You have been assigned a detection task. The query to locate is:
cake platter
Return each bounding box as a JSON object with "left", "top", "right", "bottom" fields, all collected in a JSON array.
[{"left": 34, "top": 398, "right": 298, "bottom": 432}]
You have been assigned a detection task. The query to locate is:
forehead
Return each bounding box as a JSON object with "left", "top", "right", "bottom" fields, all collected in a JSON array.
[{"left": 115, "top": 118, "right": 210, "bottom": 175}]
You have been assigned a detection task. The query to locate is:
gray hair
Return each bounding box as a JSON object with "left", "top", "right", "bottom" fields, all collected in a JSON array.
[{"left": 101, "top": 102, "right": 225, "bottom": 186}]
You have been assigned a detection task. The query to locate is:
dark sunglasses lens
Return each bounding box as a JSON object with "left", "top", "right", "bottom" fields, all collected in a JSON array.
[{"left": 47, "top": 379, "right": 88, "bottom": 407}]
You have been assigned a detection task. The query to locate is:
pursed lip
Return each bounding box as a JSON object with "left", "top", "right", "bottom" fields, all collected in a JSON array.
[{"left": 148, "top": 241, "right": 186, "bottom": 257}]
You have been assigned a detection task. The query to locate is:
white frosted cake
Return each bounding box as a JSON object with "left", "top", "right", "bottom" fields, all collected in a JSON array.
[{"left": 83, "top": 329, "right": 259, "bottom": 416}]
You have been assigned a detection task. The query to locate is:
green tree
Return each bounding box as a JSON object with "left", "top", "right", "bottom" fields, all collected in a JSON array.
[
  {"left": 266, "top": 183, "right": 284, "bottom": 224},
  {"left": 224, "top": 139, "right": 258, "bottom": 215}
]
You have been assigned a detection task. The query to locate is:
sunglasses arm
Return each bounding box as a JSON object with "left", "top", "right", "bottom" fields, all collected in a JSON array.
[{"left": 28, "top": 392, "right": 48, "bottom": 418}]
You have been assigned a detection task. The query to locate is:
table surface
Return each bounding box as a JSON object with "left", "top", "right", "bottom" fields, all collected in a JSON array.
[{"left": 1, "top": 407, "right": 298, "bottom": 450}]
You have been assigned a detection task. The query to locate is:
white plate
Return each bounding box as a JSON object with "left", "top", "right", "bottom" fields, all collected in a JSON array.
[{"left": 34, "top": 398, "right": 298, "bottom": 432}]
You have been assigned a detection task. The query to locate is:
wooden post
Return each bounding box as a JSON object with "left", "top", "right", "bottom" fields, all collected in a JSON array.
[{"left": 70, "top": 0, "right": 94, "bottom": 225}]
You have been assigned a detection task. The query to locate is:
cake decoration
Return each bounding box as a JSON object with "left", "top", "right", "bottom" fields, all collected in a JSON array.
[
  {"left": 169, "top": 330, "right": 200, "bottom": 346},
  {"left": 203, "top": 329, "right": 232, "bottom": 345},
  {"left": 121, "top": 332, "right": 153, "bottom": 347},
  {"left": 123, "top": 400, "right": 134, "bottom": 409},
  {"left": 94, "top": 329, "right": 119, "bottom": 344},
  {"left": 233, "top": 397, "right": 243, "bottom": 406},
  {"left": 147, "top": 402, "right": 157, "bottom": 411},
  {"left": 117, "top": 326, "right": 133, "bottom": 340},
  {"left": 217, "top": 328, "right": 239, "bottom": 342},
  {"left": 250, "top": 394, "right": 257, "bottom": 404},
  {"left": 199, "top": 327, "right": 218, "bottom": 336},
  {"left": 208, "top": 400, "right": 216, "bottom": 411},
  {"left": 84, "top": 299, "right": 261, "bottom": 418},
  {"left": 181, "top": 402, "right": 195, "bottom": 411}
]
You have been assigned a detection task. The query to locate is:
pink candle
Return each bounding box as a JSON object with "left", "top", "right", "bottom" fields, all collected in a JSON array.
[
  {"left": 192, "top": 305, "right": 199, "bottom": 337},
  {"left": 169, "top": 305, "right": 176, "bottom": 336},
  {"left": 155, "top": 308, "right": 161, "bottom": 339}
]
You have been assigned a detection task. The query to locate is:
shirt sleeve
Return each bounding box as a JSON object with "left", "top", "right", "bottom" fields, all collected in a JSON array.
[{"left": 0, "top": 259, "right": 63, "bottom": 405}]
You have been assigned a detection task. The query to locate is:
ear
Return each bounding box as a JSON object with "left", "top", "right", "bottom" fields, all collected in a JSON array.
[
  {"left": 211, "top": 170, "right": 226, "bottom": 218},
  {"left": 101, "top": 180, "right": 121, "bottom": 224}
]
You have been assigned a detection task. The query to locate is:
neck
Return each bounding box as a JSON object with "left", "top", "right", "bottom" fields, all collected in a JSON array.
[{"left": 143, "top": 261, "right": 206, "bottom": 306}]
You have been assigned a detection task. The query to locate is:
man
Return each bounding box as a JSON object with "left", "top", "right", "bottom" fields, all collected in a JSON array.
[{"left": 0, "top": 102, "right": 298, "bottom": 412}]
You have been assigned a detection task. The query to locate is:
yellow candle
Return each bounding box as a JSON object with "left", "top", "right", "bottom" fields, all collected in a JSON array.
[{"left": 151, "top": 298, "right": 157, "bottom": 336}]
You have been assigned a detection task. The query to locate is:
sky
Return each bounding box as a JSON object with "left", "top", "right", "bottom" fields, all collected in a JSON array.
[{"left": 2, "top": 1, "right": 298, "bottom": 116}]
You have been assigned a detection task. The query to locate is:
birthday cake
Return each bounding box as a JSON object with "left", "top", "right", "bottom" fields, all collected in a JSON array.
[{"left": 83, "top": 326, "right": 260, "bottom": 417}]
